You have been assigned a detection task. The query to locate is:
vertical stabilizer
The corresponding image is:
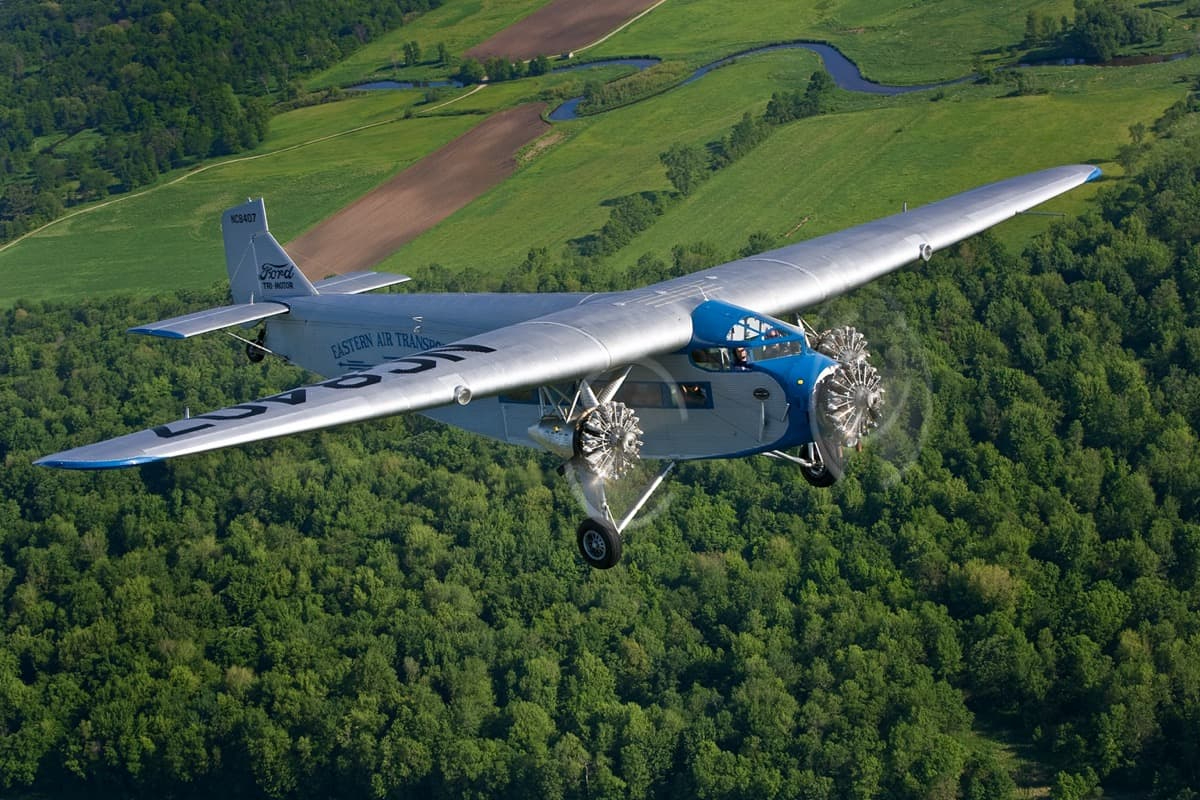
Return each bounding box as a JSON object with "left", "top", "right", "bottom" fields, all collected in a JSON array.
[{"left": 222, "top": 198, "right": 317, "bottom": 303}]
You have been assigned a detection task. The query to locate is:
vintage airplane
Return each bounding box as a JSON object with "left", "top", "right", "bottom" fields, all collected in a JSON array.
[{"left": 38, "top": 164, "right": 1100, "bottom": 567}]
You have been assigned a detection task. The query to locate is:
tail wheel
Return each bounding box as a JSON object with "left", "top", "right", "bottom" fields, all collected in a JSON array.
[
  {"left": 576, "top": 518, "right": 622, "bottom": 569},
  {"left": 246, "top": 329, "right": 267, "bottom": 363}
]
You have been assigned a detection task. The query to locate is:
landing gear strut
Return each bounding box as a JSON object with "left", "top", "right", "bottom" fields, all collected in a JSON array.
[
  {"left": 572, "top": 460, "right": 675, "bottom": 569},
  {"left": 528, "top": 368, "right": 679, "bottom": 569},
  {"left": 765, "top": 442, "right": 838, "bottom": 487},
  {"left": 529, "top": 368, "right": 679, "bottom": 570},
  {"left": 798, "top": 442, "right": 837, "bottom": 487}
]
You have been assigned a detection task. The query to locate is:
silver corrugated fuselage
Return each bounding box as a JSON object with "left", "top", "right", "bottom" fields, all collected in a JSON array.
[{"left": 265, "top": 292, "right": 789, "bottom": 460}]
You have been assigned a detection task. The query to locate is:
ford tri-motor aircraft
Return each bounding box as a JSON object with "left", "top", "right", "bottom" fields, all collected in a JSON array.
[{"left": 39, "top": 165, "right": 1100, "bottom": 567}]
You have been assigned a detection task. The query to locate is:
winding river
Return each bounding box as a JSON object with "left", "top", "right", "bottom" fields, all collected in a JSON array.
[
  {"left": 546, "top": 41, "right": 961, "bottom": 121},
  {"left": 357, "top": 41, "right": 1188, "bottom": 122},
  {"left": 354, "top": 41, "right": 962, "bottom": 121}
]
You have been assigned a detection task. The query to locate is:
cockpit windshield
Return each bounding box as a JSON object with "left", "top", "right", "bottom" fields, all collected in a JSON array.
[{"left": 688, "top": 301, "right": 808, "bottom": 371}]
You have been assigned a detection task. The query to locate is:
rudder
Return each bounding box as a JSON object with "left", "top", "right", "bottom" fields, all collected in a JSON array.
[{"left": 223, "top": 198, "right": 317, "bottom": 303}]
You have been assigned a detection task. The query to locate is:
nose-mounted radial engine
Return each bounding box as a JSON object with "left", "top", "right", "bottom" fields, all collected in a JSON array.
[{"left": 794, "top": 324, "right": 886, "bottom": 485}]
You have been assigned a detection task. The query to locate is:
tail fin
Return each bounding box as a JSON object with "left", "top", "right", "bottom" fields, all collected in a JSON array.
[{"left": 223, "top": 198, "right": 317, "bottom": 303}]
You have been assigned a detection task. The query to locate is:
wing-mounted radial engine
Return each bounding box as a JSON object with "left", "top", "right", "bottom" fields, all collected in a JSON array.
[{"left": 527, "top": 367, "right": 674, "bottom": 569}]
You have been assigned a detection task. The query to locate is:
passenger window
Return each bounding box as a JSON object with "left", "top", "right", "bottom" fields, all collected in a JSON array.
[
  {"left": 677, "top": 383, "right": 710, "bottom": 409},
  {"left": 691, "top": 348, "right": 728, "bottom": 371}
]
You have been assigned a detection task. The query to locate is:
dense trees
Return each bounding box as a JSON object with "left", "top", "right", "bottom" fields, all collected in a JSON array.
[
  {"left": 0, "top": 0, "right": 445, "bottom": 241},
  {"left": 1023, "top": 0, "right": 1167, "bottom": 61},
  {"left": 5, "top": 56, "right": 1200, "bottom": 800},
  {"left": 576, "top": 62, "right": 693, "bottom": 116}
]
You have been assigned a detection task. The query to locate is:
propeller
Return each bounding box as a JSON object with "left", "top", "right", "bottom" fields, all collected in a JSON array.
[
  {"left": 576, "top": 398, "right": 644, "bottom": 481},
  {"left": 799, "top": 281, "right": 931, "bottom": 484},
  {"left": 814, "top": 328, "right": 885, "bottom": 449}
]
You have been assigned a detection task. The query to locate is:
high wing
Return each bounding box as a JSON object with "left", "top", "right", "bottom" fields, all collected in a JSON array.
[
  {"left": 637, "top": 163, "right": 1100, "bottom": 317},
  {"left": 37, "top": 164, "right": 1098, "bottom": 469}
]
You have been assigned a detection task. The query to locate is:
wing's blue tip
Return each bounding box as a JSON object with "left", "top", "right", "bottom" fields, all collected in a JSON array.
[
  {"left": 127, "top": 327, "right": 187, "bottom": 339},
  {"left": 35, "top": 455, "right": 163, "bottom": 470},
  {"left": 1086, "top": 166, "right": 1103, "bottom": 183}
]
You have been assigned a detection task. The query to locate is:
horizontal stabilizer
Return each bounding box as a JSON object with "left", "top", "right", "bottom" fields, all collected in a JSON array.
[
  {"left": 129, "top": 302, "right": 290, "bottom": 339},
  {"left": 312, "top": 271, "right": 411, "bottom": 295}
]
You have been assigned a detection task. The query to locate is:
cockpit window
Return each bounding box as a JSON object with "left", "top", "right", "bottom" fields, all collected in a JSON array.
[
  {"left": 725, "top": 315, "right": 805, "bottom": 359},
  {"left": 691, "top": 315, "right": 806, "bottom": 371}
]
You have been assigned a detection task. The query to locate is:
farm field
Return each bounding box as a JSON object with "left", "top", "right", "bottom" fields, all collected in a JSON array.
[
  {"left": 604, "top": 67, "right": 1191, "bottom": 271},
  {"left": 2, "top": 0, "right": 1195, "bottom": 305},
  {"left": 584, "top": 0, "right": 1081, "bottom": 82},
  {"left": 307, "top": 0, "right": 556, "bottom": 88},
  {"left": 383, "top": 52, "right": 1193, "bottom": 281},
  {"left": 0, "top": 106, "right": 479, "bottom": 302}
]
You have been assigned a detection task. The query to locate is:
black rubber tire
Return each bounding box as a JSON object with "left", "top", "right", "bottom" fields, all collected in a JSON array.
[
  {"left": 576, "top": 518, "right": 622, "bottom": 569},
  {"left": 246, "top": 342, "right": 265, "bottom": 363},
  {"left": 800, "top": 462, "right": 837, "bottom": 488}
]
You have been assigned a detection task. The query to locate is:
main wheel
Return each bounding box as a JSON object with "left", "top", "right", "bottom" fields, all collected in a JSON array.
[
  {"left": 576, "top": 518, "right": 622, "bottom": 569},
  {"left": 799, "top": 443, "right": 837, "bottom": 488},
  {"left": 800, "top": 462, "right": 837, "bottom": 488}
]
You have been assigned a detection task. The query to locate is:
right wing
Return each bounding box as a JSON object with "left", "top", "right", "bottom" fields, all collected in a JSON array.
[{"left": 641, "top": 163, "right": 1101, "bottom": 318}]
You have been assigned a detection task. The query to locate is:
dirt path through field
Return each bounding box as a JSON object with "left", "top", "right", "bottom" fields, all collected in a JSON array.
[
  {"left": 467, "top": 0, "right": 663, "bottom": 60},
  {"left": 287, "top": 0, "right": 666, "bottom": 278},
  {"left": 286, "top": 103, "right": 549, "bottom": 278}
]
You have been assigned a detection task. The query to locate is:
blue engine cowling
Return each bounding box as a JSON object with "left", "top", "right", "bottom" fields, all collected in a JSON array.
[{"left": 749, "top": 348, "right": 840, "bottom": 450}]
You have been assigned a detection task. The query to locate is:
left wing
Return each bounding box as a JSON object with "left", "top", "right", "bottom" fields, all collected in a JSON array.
[
  {"left": 36, "top": 299, "right": 693, "bottom": 468},
  {"left": 38, "top": 165, "right": 1098, "bottom": 469}
]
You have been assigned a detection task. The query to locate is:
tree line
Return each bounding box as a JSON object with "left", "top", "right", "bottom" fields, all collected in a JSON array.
[
  {"left": 0, "top": 0, "right": 446, "bottom": 242},
  {"left": 565, "top": 69, "right": 832, "bottom": 261},
  {"left": 1023, "top": 0, "right": 1168, "bottom": 62}
]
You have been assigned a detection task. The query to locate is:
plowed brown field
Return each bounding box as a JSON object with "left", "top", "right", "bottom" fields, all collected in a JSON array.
[
  {"left": 466, "top": 0, "right": 661, "bottom": 61},
  {"left": 288, "top": 0, "right": 664, "bottom": 277},
  {"left": 287, "top": 104, "right": 549, "bottom": 277}
]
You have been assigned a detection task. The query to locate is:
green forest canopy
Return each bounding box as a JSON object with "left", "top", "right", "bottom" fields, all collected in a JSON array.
[
  {"left": 0, "top": 0, "right": 446, "bottom": 240},
  {"left": 3, "top": 92, "right": 1200, "bottom": 798}
]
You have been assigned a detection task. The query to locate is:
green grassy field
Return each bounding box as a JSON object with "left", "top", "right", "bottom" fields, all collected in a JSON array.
[
  {"left": 381, "top": 51, "right": 1193, "bottom": 281},
  {"left": 587, "top": 0, "right": 1080, "bottom": 82},
  {"left": 0, "top": 94, "right": 480, "bottom": 303},
  {"left": 604, "top": 68, "right": 1191, "bottom": 270},
  {"left": 308, "top": 0, "right": 555, "bottom": 89},
  {"left": 377, "top": 47, "right": 827, "bottom": 275},
  {"left": 2, "top": 0, "right": 1195, "bottom": 307}
]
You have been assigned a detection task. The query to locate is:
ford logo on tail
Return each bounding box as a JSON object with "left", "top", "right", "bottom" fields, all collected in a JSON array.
[{"left": 259, "top": 262, "right": 294, "bottom": 281}]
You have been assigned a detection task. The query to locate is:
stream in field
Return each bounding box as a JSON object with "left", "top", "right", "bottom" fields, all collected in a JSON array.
[
  {"left": 353, "top": 41, "right": 949, "bottom": 115},
  {"left": 546, "top": 41, "right": 961, "bottom": 121},
  {"left": 355, "top": 41, "right": 1186, "bottom": 121}
]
